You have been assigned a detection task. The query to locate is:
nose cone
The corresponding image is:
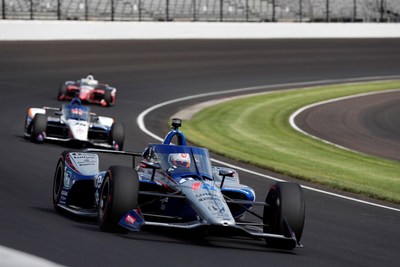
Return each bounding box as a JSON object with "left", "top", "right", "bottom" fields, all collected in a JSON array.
[
  {"left": 219, "top": 219, "right": 236, "bottom": 227},
  {"left": 69, "top": 122, "right": 89, "bottom": 141},
  {"left": 181, "top": 180, "right": 236, "bottom": 227},
  {"left": 79, "top": 86, "right": 91, "bottom": 100}
]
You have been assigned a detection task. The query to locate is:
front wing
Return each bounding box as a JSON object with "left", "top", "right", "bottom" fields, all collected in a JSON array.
[
  {"left": 118, "top": 196, "right": 299, "bottom": 248},
  {"left": 45, "top": 136, "right": 113, "bottom": 149}
]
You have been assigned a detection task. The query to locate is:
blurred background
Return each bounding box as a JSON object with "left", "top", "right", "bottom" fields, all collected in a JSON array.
[{"left": 1, "top": 0, "right": 399, "bottom": 23}]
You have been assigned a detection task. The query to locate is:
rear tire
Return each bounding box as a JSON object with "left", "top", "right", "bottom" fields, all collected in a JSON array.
[
  {"left": 109, "top": 122, "right": 124, "bottom": 150},
  {"left": 263, "top": 182, "right": 305, "bottom": 250},
  {"left": 98, "top": 166, "right": 139, "bottom": 233},
  {"left": 30, "top": 114, "right": 47, "bottom": 143}
]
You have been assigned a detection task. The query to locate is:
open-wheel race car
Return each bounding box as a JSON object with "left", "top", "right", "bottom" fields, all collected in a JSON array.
[
  {"left": 52, "top": 118, "right": 305, "bottom": 250},
  {"left": 58, "top": 74, "right": 116, "bottom": 107},
  {"left": 24, "top": 98, "right": 124, "bottom": 150}
]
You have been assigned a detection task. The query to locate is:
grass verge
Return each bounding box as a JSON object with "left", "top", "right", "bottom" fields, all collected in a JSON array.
[{"left": 181, "top": 81, "right": 400, "bottom": 204}]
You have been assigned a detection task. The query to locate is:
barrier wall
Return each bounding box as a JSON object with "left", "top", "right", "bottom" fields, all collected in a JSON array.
[{"left": 1, "top": 20, "right": 400, "bottom": 40}]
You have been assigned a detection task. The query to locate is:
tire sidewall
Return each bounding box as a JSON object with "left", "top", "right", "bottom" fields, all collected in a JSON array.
[
  {"left": 53, "top": 159, "right": 65, "bottom": 211},
  {"left": 264, "top": 182, "right": 305, "bottom": 242},
  {"left": 58, "top": 83, "right": 67, "bottom": 100},
  {"left": 104, "top": 90, "right": 112, "bottom": 106},
  {"left": 109, "top": 123, "right": 124, "bottom": 150},
  {"left": 30, "top": 113, "right": 47, "bottom": 142},
  {"left": 98, "top": 166, "right": 139, "bottom": 233}
]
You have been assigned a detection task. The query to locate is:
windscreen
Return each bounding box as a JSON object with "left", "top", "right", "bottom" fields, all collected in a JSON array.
[
  {"left": 152, "top": 144, "right": 213, "bottom": 180},
  {"left": 64, "top": 105, "right": 90, "bottom": 121},
  {"left": 80, "top": 78, "right": 98, "bottom": 87}
]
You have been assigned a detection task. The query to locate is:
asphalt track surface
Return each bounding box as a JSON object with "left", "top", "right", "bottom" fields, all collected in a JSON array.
[
  {"left": 295, "top": 90, "right": 400, "bottom": 161},
  {"left": 0, "top": 39, "right": 400, "bottom": 267}
]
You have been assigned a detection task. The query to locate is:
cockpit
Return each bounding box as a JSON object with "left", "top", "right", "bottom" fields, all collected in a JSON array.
[
  {"left": 62, "top": 98, "right": 90, "bottom": 121},
  {"left": 80, "top": 75, "right": 98, "bottom": 87},
  {"left": 142, "top": 144, "right": 214, "bottom": 181}
]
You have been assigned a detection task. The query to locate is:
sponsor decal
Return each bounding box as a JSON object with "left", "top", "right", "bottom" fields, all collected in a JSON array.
[
  {"left": 65, "top": 154, "right": 79, "bottom": 173},
  {"left": 179, "top": 177, "right": 195, "bottom": 184},
  {"left": 207, "top": 205, "right": 219, "bottom": 211},
  {"left": 179, "top": 178, "right": 188, "bottom": 184},
  {"left": 198, "top": 196, "right": 213, "bottom": 202},
  {"left": 207, "top": 203, "right": 231, "bottom": 220},
  {"left": 192, "top": 182, "right": 216, "bottom": 192},
  {"left": 70, "top": 153, "right": 98, "bottom": 168},
  {"left": 192, "top": 182, "right": 201, "bottom": 191},
  {"left": 119, "top": 209, "right": 144, "bottom": 231},
  {"left": 74, "top": 126, "right": 85, "bottom": 135},
  {"left": 94, "top": 174, "right": 104, "bottom": 189},
  {"left": 125, "top": 215, "right": 136, "bottom": 225},
  {"left": 71, "top": 108, "right": 84, "bottom": 116},
  {"left": 160, "top": 197, "right": 169, "bottom": 211},
  {"left": 63, "top": 171, "right": 72, "bottom": 189},
  {"left": 195, "top": 192, "right": 214, "bottom": 202},
  {"left": 202, "top": 183, "right": 216, "bottom": 191}
]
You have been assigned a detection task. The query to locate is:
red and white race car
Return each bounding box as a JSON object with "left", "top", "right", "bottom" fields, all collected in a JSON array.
[{"left": 58, "top": 74, "right": 117, "bottom": 107}]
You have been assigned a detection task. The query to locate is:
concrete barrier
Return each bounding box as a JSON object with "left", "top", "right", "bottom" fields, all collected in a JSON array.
[{"left": 1, "top": 20, "right": 400, "bottom": 40}]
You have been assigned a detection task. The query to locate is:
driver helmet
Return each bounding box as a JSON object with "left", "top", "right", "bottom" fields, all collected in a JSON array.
[{"left": 168, "top": 153, "right": 191, "bottom": 169}]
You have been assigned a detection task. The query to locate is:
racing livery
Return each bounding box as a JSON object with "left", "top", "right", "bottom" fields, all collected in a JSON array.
[
  {"left": 58, "top": 74, "right": 116, "bottom": 107},
  {"left": 52, "top": 118, "right": 305, "bottom": 250},
  {"left": 24, "top": 98, "right": 124, "bottom": 150}
]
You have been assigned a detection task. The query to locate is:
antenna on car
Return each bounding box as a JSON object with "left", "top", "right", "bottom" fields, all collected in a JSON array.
[
  {"left": 163, "top": 118, "right": 186, "bottom": 145},
  {"left": 171, "top": 118, "right": 182, "bottom": 130}
]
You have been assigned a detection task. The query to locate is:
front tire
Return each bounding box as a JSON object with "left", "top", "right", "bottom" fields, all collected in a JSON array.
[
  {"left": 103, "top": 90, "right": 112, "bottom": 106},
  {"left": 98, "top": 166, "right": 139, "bottom": 233},
  {"left": 30, "top": 113, "right": 47, "bottom": 143},
  {"left": 58, "top": 83, "right": 67, "bottom": 100},
  {"left": 53, "top": 159, "right": 65, "bottom": 212},
  {"left": 263, "top": 182, "right": 305, "bottom": 250},
  {"left": 109, "top": 122, "right": 124, "bottom": 151}
]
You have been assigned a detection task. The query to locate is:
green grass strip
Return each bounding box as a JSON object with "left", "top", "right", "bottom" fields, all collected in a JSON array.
[{"left": 181, "top": 81, "right": 400, "bottom": 204}]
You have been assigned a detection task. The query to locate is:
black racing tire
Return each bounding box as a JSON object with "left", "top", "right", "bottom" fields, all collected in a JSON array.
[
  {"left": 24, "top": 113, "right": 30, "bottom": 138},
  {"left": 98, "top": 166, "right": 139, "bottom": 233},
  {"left": 109, "top": 122, "right": 124, "bottom": 151},
  {"left": 103, "top": 90, "right": 112, "bottom": 106},
  {"left": 263, "top": 182, "right": 305, "bottom": 250},
  {"left": 53, "top": 158, "right": 65, "bottom": 212},
  {"left": 30, "top": 113, "right": 47, "bottom": 143},
  {"left": 58, "top": 83, "right": 67, "bottom": 100}
]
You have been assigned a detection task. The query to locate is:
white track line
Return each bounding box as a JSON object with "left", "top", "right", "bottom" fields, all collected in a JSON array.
[
  {"left": 289, "top": 88, "right": 400, "bottom": 154},
  {"left": 0, "top": 245, "right": 62, "bottom": 267},
  {"left": 137, "top": 77, "right": 400, "bottom": 212}
]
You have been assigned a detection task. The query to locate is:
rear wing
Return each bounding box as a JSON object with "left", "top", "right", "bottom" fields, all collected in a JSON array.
[
  {"left": 83, "top": 148, "right": 142, "bottom": 168},
  {"left": 43, "top": 107, "right": 60, "bottom": 111}
]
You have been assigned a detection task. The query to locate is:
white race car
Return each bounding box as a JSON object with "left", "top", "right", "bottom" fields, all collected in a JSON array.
[{"left": 24, "top": 98, "right": 124, "bottom": 150}]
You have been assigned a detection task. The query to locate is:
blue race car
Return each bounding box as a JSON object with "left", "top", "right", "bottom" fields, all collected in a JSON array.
[{"left": 52, "top": 118, "right": 305, "bottom": 250}]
